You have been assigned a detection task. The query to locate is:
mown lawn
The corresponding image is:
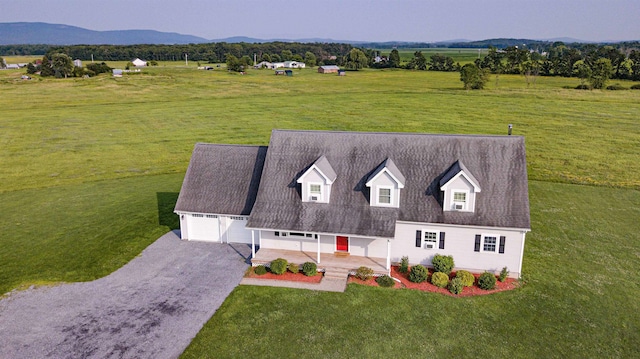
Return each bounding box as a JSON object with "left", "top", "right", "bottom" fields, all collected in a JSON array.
[{"left": 0, "top": 63, "right": 638, "bottom": 357}]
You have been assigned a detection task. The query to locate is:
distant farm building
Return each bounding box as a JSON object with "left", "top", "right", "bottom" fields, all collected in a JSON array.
[
  {"left": 284, "top": 61, "right": 305, "bottom": 69},
  {"left": 132, "top": 58, "right": 147, "bottom": 67},
  {"left": 73, "top": 59, "right": 82, "bottom": 67},
  {"left": 112, "top": 69, "right": 123, "bottom": 77},
  {"left": 318, "top": 65, "right": 340, "bottom": 74}
]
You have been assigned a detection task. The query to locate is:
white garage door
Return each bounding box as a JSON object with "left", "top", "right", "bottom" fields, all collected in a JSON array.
[
  {"left": 226, "top": 216, "right": 253, "bottom": 244},
  {"left": 187, "top": 214, "right": 220, "bottom": 242}
]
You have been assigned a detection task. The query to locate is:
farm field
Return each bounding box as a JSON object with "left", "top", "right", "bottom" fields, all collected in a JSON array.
[{"left": 0, "top": 64, "right": 639, "bottom": 357}]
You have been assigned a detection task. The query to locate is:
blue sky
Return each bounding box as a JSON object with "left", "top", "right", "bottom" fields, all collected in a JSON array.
[{"left": 1, "top": 0, "right": 638, "bottom": 42}]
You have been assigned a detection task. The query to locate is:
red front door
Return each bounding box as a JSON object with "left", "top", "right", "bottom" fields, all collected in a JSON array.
[{"left": 336, "top": 236, "right": 349, "bottom": 252}]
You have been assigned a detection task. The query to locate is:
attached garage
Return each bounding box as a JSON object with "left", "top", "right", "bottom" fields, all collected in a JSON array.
[
  {"left": 224, "top": 216, "right": 253, "bottom": 244},
  {"left": 184, "top": 213, "right": 220, "bottom": 242}
]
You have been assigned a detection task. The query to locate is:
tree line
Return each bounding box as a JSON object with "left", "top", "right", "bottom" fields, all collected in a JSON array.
[{"left": 1, "top": 42, "right": 354, "bottom": 65}]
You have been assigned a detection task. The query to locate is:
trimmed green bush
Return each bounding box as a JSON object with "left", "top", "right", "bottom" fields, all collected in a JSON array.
[
  {"left": 499, "top": 267, "right": 509, "bottom": 282},
  {"left": 631, "top": 84, "right": 640, "bottom": 90},
  {"left": 409, "top": 264, "right": 428, "bottom": 283},
  {"left": 448, "top": 277, "right": 464, "bottom": 295},
  {"left": 456, "top": 270, "right": 475, "bottom": 287},
  {"left": 301, "top": 262, "right": 317, "bottom": 276},
  {"left": 399, "top": 256, "right": 409, "bottom": 274},
  {"left": 606, "top": 84, "right": 627, "bottom": 90},
  {"left": 575, "top": 84, "right": 591, "bottom": 90},
  {"left": 431, "top": 271, "right": 449, "bottom": 288},
  {"left": 478, "top": 272, "right": 497, "bottom": 290},
  {"left": 432, "top": 254, "right": 454, "bottom": 274},
  {"left": 254, "top": 265, "right": 267, "bottom": 275},
  {"left": 288, "top": 263, "right": 299, "bottom": 274},
  {"left": 355, "top": 266, "right": 374, "bottom": 281},
  {"left": 270, "top": 258, "right": 288, "bottom": 275},
  {"left": 376, "top": 275, "right": 395, "bottom": 288}
]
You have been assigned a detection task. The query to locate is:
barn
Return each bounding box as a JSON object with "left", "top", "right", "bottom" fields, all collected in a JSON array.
[{"left": 318, "top": 65, "right": 340, "bottom": 74}]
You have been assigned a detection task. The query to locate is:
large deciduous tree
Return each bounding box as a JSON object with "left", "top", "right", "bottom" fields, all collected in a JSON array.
[
  {"left": 388, "top": 49, "right": 401, "bottom": 68},
  {"left": 51, "top": 53, "right": 74, "bottom": 78},
  {"left": 573, "top": 60, "right": 592, "bottom": 87},
  {"left": 459, "top": 63, "right": 489, "bottom": 90},
  {"left": 344, "top": 48, "right": 368, "bottom": 70},
  {"left": 304, "top": 51, "right": 316, "bottom": 67},
  {"left": 589, "top": 58, "right": 613, "bottom": 89}
]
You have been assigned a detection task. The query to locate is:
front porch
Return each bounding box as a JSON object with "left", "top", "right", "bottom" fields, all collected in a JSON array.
[{"left": 252, "top": 248, "right": 389, "bottom": 275}]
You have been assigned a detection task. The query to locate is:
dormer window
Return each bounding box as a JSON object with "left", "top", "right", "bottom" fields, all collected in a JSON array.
[
  {"left": 377, "top": 187, "right": 392, "bottom": 205},
  {"left": 440, "top": 160, "right": 481, "bottom": 213},
  {"left": 366, "top": 158, "right": 405, "bottom": 208},
  {"left": 452, "top": 191, "right": 468, "bottom": 210},
  {"left": 296, "top": 156, "right": 336, "bottom": 204},
  {"left": 309, "top": 183, "right": 322, "bottom": 201}
]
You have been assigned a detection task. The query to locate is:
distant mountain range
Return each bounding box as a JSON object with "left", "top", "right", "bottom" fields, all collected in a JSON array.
[
  {"left": 0, "top": 22, "right": 630, "bottom": 46},
  {"left": 0, "top": 22, "right": 362, "bottom": 45}
]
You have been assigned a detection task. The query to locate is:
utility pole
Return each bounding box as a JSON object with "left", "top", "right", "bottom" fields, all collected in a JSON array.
[{"left": 185, "top": 53, "right": 188, "bottom": 66}]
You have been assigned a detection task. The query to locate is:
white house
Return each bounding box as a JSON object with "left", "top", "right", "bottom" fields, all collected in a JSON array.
[
  {"left": 175, "top": 130, "right": 531, "bottom": 278},
  {"left": 284, "top": 61, "right": 305, "bottom": 68},
  {"left": 131, "top": 58, "right": 147, "bottom": 67}
]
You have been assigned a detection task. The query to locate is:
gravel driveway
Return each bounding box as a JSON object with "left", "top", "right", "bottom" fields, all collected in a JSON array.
[{"left": 0, "top": 231, "right": 251, "bottom": 359}]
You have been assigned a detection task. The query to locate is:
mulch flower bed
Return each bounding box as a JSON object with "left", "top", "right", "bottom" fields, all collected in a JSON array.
[
  {"left": 348, "top": 266, "right": 518, "bottom": 296},
  {"left": 246, "top": 269, "right": 323, "bottom": 284}
]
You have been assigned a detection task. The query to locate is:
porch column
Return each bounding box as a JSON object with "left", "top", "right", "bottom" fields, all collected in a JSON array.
[
  {"left": 317, "top": 234, "right": 321, "bottom": 264},
  {"left": 251, "top": 230, "right": 256, "bottom": 258},
  {"left": 386, "top": 239, "right": 391, "bottom": 271}
]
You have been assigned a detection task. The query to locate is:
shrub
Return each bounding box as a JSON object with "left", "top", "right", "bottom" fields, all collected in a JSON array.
[
  {"left": 399, "top": 256, "right": 409, "bottom": 274},
  {"left": 376, "top": 275, "right": 396, "bottom": 288},
  {"left": 288, "top": 263, "right": 299, "bottom": 274},
  {"left": 355, "top": 266, "right": 374, "bottom": 281},
  {"left": 448, "top": 277, "right": 464, "bottom": 295},
  {"left": 606, "top": 84, "right": 627, "bottom": 90},
  {"left": 456, "top": 270, "right": 475, "bottom": 287},
  {"left": 478, "top": 272, "right": 497, "bottom": 290},
  {"left": 301, "top": 262, "right": 317, "bottom": 276},
  {"left": 270, "top": 258, "right": 288, "bottom": 275},
  {"left": 431, "top": 272, "right": 449, "bottom": 288},
  {"left": 409, "top": 264, "right": 428, "bottom": 283},
  {"left": 499, "top": 267, "right": 509, "bottom": 282},
  {"left": 254, "top": 265, "right": 267, "bottom": 275},
  {"left": 432, "top": 254, "right": 454, "bottom": 274},
  {"left": 631, "top": 84, "right": 640, "bottom": 90},
  {"left": 575, "top": 84, "right": 591, "bottom": 90}
]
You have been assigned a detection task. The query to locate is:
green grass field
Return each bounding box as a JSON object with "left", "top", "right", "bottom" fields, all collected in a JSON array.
[{"left": 0, "top": 63, "right": 638, "bottom": 357}]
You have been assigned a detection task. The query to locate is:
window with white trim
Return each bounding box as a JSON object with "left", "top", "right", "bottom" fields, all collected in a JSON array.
[
  {"left": 423, "top": 231, "right": 438, "bottom": 249},
  {"left": 309, "top": 183, "right": 322, "bottom": 201},
  {"left": 377, "top": 186, "right": 392, "bottom": 205},
  {"left": 452, "top": 191, "right": 468, "bottom": 210},
  {"left": 483, "top": 235, "right": 497, "bottom": 252}
]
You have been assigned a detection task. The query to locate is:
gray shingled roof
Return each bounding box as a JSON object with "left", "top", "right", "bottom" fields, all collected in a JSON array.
[
  {"left": 246, "top": 130, "right": 530, "bottom": 238},
  {"left": 174, "top": 143, "right": 267, "bottom": 216}
]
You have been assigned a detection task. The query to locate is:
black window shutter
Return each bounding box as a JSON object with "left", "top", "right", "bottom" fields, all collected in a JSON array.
[
  {"left": 439, "top": 232, "right": 445, "bottom": 249},
  {"left": 499, "top": 236, "right": 506, "bottom": 254},
  {"left": 275, "top": 231, "right": 280, "bottom": 237},
  {"left": 474, "top": 235, "right": 481, "bottom": 252},
  {"left": 415, "top": 230, "right": 422, "bottom": 248}
]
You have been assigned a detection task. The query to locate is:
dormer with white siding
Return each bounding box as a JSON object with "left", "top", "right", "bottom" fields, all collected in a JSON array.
[
  {"left": 439, "top": 160, "right": 481, "bottom": 212},
  {"left": 365, "top": 158, "right": 405, "bottom": 208},
  {"left": 296, "top": 155, "right": 337, "bottom": 203}
]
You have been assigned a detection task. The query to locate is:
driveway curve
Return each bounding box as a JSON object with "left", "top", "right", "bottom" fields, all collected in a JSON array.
[{"left": 0, "top": 231, "right": 251, "bottom": 359}]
